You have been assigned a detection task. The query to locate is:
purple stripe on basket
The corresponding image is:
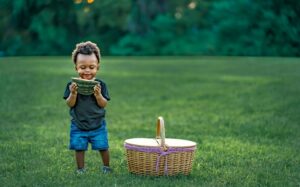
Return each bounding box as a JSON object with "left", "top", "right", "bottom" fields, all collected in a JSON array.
[{"left": 124, "top": 143, "right": 196, "bottom": 175}]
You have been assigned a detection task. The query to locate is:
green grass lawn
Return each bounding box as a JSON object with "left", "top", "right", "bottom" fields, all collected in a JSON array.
[{"left": 0, "top": 56, "right": 299, "bottom": 186}]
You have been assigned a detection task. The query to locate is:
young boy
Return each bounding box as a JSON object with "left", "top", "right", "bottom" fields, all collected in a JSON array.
[{"left": 63, "top": 41, "right": 111, "bottom": 174}]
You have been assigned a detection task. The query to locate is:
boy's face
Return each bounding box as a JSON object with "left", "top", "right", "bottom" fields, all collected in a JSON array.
[{"left": 75, "top": 53, "right": 99, "bottom": 80}]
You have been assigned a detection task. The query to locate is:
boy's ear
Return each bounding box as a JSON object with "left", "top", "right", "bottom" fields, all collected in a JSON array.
[{"left": 74, "top": 65, "right": 78, "bottom": 71}]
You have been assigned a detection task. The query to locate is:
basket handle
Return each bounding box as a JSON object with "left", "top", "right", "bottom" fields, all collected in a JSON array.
[{"left": 156, "top": 116, "right": 166, "bottom": 149}]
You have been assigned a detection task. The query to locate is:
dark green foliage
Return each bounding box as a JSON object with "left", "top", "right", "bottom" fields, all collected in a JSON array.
[
  {"left": 0, "top": 0, "right": 78, "bottom": 55},
  {"left": 207, "top": 0, "right": 300, "bottom": 56},
  {"left": 113, "top": 0, "right": 300, "bottom": 56},
  {"left": 0, "top": 0, "right": 299, "bottom": 56}
]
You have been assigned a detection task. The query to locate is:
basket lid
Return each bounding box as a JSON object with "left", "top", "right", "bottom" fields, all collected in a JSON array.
[{"left": 124, "top": 138, "right": 196, "bottom": 148}]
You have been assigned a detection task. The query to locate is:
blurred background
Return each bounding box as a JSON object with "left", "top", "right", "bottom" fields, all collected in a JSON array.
[{"left": 0, "top": 0, "right": 299, "bottom": 57}]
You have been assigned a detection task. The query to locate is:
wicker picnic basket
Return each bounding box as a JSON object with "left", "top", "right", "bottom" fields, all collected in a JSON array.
[{"left": 124, "top": 117, "right": 197, "bottom": 176}]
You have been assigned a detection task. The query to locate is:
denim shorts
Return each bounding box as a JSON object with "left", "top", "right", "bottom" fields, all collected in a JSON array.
[{"left": 69, "top": 120, "right": 109, "bottom": 151}]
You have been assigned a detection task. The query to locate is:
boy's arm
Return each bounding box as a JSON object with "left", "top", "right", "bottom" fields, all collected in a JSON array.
[
  {"left": 66, "top": 83, "right": 77, "bottom": 107},
  {"left": 94, "top": 84, "right": 107, "bottom": 108}
]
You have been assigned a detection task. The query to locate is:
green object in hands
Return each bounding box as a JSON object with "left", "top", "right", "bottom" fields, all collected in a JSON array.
[{"left": 71, "top": 77, "right": 98, "bottom": 95}]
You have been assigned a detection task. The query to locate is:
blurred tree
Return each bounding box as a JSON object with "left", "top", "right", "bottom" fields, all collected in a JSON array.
[
  {"left": 74, "top": 0, "right": 131, "bottom": 55},
  {"left": 0, "top": 0, "right": 130, "bottom": 56},
  {"left": 111, "top": 0, "right": 212, "bottom": 55},
  {"left": 1, "top": 0, "right": 78, "bottom": 55},
  {"left": 202, "top": 0, "right": 300, "bottom": 56},
  {"left": 112, "top": 0, "right": 300, "bottom": 56},
  {"left": 0, "top": 0, "right": 299, "bottom": 56}
]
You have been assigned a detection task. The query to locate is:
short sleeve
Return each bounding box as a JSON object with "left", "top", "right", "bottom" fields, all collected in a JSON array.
[
  {"left": 99, "top": 80, "right": 110, "bottom": 101},
  {"left": 63, "top": 82, "right": 72, "bottom": 100}
]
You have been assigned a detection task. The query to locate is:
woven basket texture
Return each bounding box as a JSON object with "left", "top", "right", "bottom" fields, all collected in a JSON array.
[
  {"left": 125, "top": 146, "right": 195, "bottom": 176},
  {"left": 124, "top": 117, "right": 196, "bottom": 176}
]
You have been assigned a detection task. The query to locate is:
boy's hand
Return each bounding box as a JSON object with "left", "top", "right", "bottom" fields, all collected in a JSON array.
[
  {"left": 94, "top": 84, "right": 102, "bottom": 97},
  {"left": 69, "top": 82, "right": 78, "bottom": 95}
]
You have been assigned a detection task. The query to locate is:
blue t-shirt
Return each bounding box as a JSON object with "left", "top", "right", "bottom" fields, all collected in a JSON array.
[{"left": 63, "top": 78, "right": 110, "bottom": 131}]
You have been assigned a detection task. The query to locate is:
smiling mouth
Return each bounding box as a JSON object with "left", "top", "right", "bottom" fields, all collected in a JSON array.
[{"left": 82, "top": 74, "right": 93, "bottom": 79}]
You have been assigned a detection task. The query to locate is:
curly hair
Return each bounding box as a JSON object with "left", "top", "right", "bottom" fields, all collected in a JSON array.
[{"left": 72, "top": 41, "right": 101, "bottom": 64}]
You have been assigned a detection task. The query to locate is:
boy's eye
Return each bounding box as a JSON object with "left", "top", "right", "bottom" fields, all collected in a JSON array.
[
  {"left": 80, "top": 66, "right": 86, "bottom": 69},
  {"left": 90, "top": 66, "right": 95, "bottom": 69}
]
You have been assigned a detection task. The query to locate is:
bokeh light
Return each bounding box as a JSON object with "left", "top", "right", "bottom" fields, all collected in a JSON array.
[
  {"left": 87, "top": 0, "right": 94, "bottom": 4},
  {"left": 74, "top": 0, "right": 82, "bottom": 4}
]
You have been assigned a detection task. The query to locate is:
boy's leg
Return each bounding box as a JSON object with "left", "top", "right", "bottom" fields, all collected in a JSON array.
[
  {"left": 70, "top": 123, "right": 88, "bottom": 170},
  {"left": 99, "top": 150, "right": 110, "bottom": 166},
  {"left": 75, "top": 150, "right": 85, "bottom": 169}
]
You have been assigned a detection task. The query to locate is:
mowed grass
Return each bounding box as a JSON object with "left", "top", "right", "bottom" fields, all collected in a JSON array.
[{"left": 0, "top": 56, "right": 299, "bottom": 187}]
